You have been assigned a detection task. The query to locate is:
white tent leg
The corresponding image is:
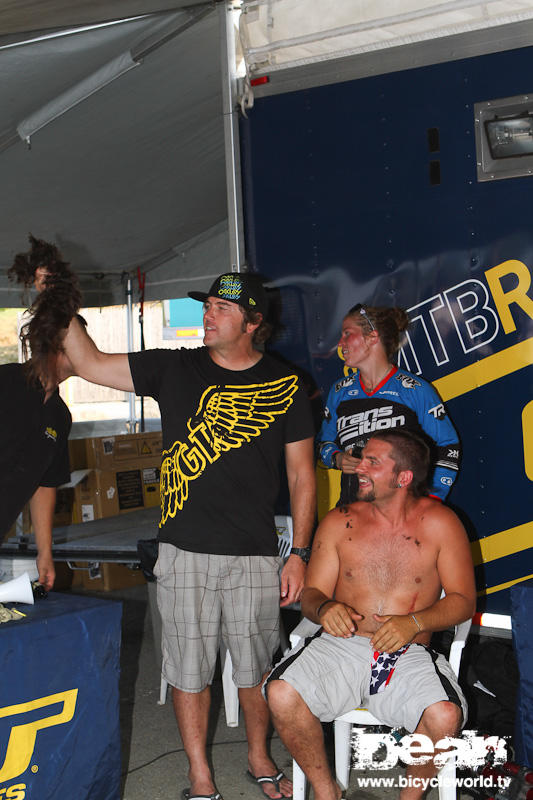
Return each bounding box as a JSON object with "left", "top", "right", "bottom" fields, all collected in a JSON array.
[
  {"left": 125, "top": 275, "right": 137, "bottom": 432},
  {"left": 219, "top": 1, "right": 245, "bottom": 274}
]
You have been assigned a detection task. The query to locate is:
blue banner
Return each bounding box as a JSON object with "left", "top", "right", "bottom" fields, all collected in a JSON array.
[
  {"left": 241, "top": 44, "right": 533, "bottom": 613},
  {"left": 0, "top": 593, "right": 122, "bottom": 800}
]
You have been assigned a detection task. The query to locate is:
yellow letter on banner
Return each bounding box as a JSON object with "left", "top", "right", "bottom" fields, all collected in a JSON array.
[
  {"left": 485, "top": 260, "right": 533, "bottom": 334},
  {"left": 523, "top": 401, "right": 533, "bottom": 482}
]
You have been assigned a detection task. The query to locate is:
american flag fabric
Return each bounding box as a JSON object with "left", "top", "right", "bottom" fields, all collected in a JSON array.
[{"left": 369, "top": 645, "right": 410, "bottom": 695}]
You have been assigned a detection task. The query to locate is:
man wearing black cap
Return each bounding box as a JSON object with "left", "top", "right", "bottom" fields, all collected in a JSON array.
[{"left": 62, "top": 272, "right": 316, "bottom": 800}]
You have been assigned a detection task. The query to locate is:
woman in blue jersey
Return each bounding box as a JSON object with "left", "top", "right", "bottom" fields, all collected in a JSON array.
[{"left": 318, "top": 303, "right": 460, "bottom": 505}]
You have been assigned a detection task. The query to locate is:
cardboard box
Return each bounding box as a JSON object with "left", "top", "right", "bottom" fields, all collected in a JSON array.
[
  {"left": 53, "top": 489, "right": 75, "bottom": 527},
  {"left": 53, "top": 561, "right": 74, "bottom": 591},
  {"left": 69, "top": 431, "right": 162, "bottom": 472},
  {"left": 72, "top": 469, "right": 108, "bottom": 523},
  {"left": 0, "top": 556, "right": 39, "bottom": 582},
  {"left": 55, "top": 469, "right": 96, "bottom": 525},
  {"left": 66, "top": 467, "right": 160, "bottom": 524},
  {"left": 94, "top": 467, "right": 160, "bottom": 518},
  {"left": 55, "top": 432, "right": 162, "bottom": 525},
  {"left": 71, "top": 562, "right": 146, "bottom": 591},
  {"left": 2, "top": 505, "right": 32, "bottom": 543}
]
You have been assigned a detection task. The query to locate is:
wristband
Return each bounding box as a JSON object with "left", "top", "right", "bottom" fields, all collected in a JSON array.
[
  {"left": 316, "top": 599, "right": 334, "bottom": 618},
  {"left": 290, "top": 546, "right": 312, "bottom": 564},
  {"left": 319, "top": 442, "right": 340, "bottom": 469},
  {"left": 411, "top": 613, "right": 422, "bottom": 631}
]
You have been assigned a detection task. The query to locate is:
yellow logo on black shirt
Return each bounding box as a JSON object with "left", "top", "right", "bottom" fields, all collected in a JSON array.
[
  {"left": 159, "top": 376, "right": 298, "bottom": 525},
  {"left": 44, "top": 427, "right": 57, "bottom": 442}
]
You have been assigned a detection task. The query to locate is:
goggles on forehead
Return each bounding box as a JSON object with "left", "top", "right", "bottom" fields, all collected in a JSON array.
[{"left": 348, "top": 303, "right": 376, "bottom": 332}]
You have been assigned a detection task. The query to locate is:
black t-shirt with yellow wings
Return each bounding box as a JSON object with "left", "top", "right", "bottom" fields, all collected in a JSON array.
[{"left": 129, "top": 347, "right": 314, "bottom": 555}]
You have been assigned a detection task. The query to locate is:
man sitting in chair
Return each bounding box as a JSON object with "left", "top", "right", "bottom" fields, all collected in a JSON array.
[{"left": 265, "top": 429, "right": 476, "bottom": 800}]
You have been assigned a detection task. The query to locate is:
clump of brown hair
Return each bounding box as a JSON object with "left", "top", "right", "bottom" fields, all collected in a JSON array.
[
  {"left": 346, "top": 304, "right": 409, "bottom": 360},
  {"left": 8, "top": 235, "right": 81, "bottom": 384}
]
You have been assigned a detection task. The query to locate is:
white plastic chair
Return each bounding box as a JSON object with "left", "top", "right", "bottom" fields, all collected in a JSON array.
[
  {"left": 158, "top": 515, "right": 294, "bottom": 728},
  {"left": 289, "top": 611, "right": 472, "bottom": 800},
  {"left": 275, "top": 515, "right": 293, "bottom": 561}
]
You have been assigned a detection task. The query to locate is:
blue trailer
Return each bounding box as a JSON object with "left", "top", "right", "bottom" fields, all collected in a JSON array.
[{"left": 239, "top": 37, "right": 533, "bottom": 615}]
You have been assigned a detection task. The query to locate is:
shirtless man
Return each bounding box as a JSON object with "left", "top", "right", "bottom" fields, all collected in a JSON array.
[{"left": 265, "top": 429, "right": 476, "bottom": 800}]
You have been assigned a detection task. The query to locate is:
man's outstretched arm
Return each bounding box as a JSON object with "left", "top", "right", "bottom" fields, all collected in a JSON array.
[{"left": 62, "top": 316, "right": 134, "bottom": 391}]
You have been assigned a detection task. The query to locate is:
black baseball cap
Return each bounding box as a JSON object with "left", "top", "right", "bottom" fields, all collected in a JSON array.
[{"left": 188, "top": 273, "right": 268, "bottom": 317}]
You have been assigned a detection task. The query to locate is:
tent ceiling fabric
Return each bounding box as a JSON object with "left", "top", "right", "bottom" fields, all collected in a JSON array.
[
  {"left": 3, "top": 1, "right": 533, "bottom": 308},
  {"left": 240, "top": 0, "right": 533, "bottom": 73},
  {"left": 0, "top": 5, "right": 229, "bottom": 308},
  {"left": 0, "top": 1, "right": 211, "bottom": 37}
]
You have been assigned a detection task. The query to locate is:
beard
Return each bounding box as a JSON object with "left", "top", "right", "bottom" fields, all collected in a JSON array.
[
  {"left": 357, "top": 475, "right": 399, "bottom": 503},
  {"left": 357, "top": 483, "right": 376, "bottom": 503}
]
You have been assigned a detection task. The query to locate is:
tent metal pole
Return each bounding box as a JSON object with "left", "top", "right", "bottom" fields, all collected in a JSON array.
[
  {"left": 219, "top": 1, "right": 245, "bottom": 274},
  {"left": 125, "top": 276, "right": 137, "bottom": 432}
]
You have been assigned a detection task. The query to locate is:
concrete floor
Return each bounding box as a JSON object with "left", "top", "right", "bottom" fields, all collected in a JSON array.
[
  {"left": 113, "top": 583, "right": 296, "bottom": 800},
  {"left": 80, "top": 583, "right": 474, "bottom": 800}
]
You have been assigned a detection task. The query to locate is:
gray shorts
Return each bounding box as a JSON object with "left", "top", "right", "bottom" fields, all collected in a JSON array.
[
  {"left": 154, "top": 543, "right": 283, "bottom": 692},
  {"left": 264, "top": 630, "right": 467, "bottom": 731}
]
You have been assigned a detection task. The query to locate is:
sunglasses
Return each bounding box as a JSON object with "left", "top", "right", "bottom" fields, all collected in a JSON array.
[{"left": 348, "top": 303, "right": 376, "bottom": 332}]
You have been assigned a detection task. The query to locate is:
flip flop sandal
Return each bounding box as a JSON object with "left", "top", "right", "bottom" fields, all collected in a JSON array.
[
  {"left": 245, "top": 770, "right": 293, "bottom": 799},
  {"left": 182, "top": 789, "right": 222, "bottom": 800}
]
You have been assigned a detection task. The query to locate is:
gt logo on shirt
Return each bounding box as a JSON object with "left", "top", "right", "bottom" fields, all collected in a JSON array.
[
  {"left": 160, "top": 377, "right": 298, "bottom": 523},
  {"left": 0, "top": 689, "right": 78, "bottom": 783}
]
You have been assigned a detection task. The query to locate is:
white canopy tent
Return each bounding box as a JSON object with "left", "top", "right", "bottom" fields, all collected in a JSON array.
[
  {"left": 238, "top": 0, "right": 533, "bottom": 102},
  {"left": 239, "top": 0, "right": 533, "bottom": 74},
  {"left": 2, "top": 0, "right": 533, "bottom": 308},
  {"left": 0, "top": 2, "right": 233, "bottom": 308}
]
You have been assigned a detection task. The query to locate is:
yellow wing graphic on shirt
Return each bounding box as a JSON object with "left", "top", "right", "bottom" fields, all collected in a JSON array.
[{"left": 159, "top": 375, "right": 299, "bottom": 525}]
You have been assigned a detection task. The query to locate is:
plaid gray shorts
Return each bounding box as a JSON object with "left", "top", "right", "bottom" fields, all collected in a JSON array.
[{"left": 154, "top": 543, "right": 283, "bottom": 692}]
